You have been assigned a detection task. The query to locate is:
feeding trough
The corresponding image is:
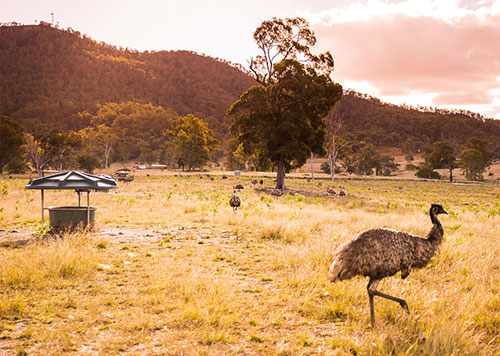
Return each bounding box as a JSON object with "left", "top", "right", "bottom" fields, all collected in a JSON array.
[{"left": 25, "top": 171, "right": 119, "bottom": 231}]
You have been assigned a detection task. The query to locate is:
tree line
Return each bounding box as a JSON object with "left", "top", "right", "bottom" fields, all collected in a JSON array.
[
  {"left": 0, "top": 102, "right": 220, "bottom": 176},
  {"left": 2, "top": 20, "right": 499, "bottom": 185}
]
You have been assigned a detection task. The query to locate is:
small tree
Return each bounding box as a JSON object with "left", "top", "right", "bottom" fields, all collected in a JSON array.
[
  {"left": 459, "top": 149, "right": 486, "bottom": 180},
  {"left": 226, "top": 140, "right": 252, "bottom": 171},
  {"left": 82, "top": 124, "right": 118, "bottom": 169},
  {"left": 341, "top": 154, "right": 357, "bottom": 174},
  {"left": 168, "top": 114, "right": 219, "bottom": 171},
  {"left": 51, "top": 131, "right": 83, "bottom": 170},
  {"left": 377, "top": 155, "right": 399, "bottom": 176},
  {"left": 355, "top": 143, "right": 380, "bottom": 175},
  {"left": 0, "top": 116, "right": 25, "bottom": 174},
  {"left": 325, "top": 97, "right": 352, "bottom": 181},
  {"left": 25, "top": 124, "right": 61, "bottom": 177},
  {"left": 76, "top": 151, "right": 102, "bottom": 174},
  {"left": 426, "top": 141, "right": 456, "bottom": 182}
]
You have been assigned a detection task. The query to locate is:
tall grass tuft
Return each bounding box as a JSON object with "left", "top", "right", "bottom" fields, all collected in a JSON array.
[{"left": 0, "top": 232, "right": 98, "bottom": 289}]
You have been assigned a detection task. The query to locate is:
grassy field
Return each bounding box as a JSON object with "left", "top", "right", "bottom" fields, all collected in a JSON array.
[{"left": 0, "top": 173, "right": 499, "bottom": 355}]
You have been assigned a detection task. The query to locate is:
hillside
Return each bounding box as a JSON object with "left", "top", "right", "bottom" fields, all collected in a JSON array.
[
  {"left": 1, "top": 23, "right": 500, "bottom": 158},
  {"left": 0, "top": 23, "right": 256, "bottom": 138},
  {"left": 335, "top": 90, "right": 500, "bottom": 154}
]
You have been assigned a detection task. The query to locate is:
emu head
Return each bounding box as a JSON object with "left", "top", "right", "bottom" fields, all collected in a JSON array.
[{"left": 430, "top": 204, "right": 448, "bottom": 216}]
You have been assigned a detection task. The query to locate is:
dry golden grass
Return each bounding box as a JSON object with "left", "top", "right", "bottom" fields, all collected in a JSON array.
[{"left": 0, "top": 174, "right": 499, "bottom": 355}]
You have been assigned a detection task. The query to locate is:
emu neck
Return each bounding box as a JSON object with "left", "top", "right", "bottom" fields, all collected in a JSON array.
[{"left": 427, "top": 211, "right": 444, "bottom": 244}]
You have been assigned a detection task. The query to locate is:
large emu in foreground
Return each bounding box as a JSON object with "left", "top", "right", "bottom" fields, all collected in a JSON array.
[{"left": 329, "top": 204, "right": 448, "bottom": 326}]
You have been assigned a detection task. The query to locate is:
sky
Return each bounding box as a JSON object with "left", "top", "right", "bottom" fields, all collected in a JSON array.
[{"left": 2, "top": 0, "right": 500, "bottom": 119}]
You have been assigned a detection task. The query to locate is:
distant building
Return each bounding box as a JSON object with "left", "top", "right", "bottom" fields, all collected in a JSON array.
[{"left": 150, "top": 164, "right": 168, "bottom": 169}]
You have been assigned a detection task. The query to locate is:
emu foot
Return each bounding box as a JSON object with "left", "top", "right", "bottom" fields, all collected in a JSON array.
[{"left": 400, "top": 301, "right": 410, "bottom": 314}]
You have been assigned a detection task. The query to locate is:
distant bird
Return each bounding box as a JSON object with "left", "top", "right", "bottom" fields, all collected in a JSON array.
[
  {"left": 259, "top": 179, "right": 264, "bottom": 185},
  {"left": 328, "top": 204, "right": 448, "bottom": 326},
  {"left": 234, "top": 184, "right": 244, "bottom": 190},
  {"left": 339, "top": 190, "right": 346, "bottom": 197},
  {"left": 270, "top": 189, "right": 283, "bottom": 197},
  {"left": 229, "top": 191, "right": 241, "bottom": 212},
  {"left": 251, "top": 179, "right": 258, "bottom": 186},
  {"left": 222, "top": 175, "right": 228, "bottom": 179},
  {"left": 327, "top": 187, "right": 336, "bottom": 195}
]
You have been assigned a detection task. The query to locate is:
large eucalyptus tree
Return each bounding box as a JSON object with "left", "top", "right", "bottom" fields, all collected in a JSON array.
[{"left": 228, "top": 18, "right": 342, "bottom": 189}]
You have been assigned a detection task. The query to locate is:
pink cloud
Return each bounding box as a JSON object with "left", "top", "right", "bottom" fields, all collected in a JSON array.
[{"left": 313, "top": 12, "right": 500, "bottom": 106}]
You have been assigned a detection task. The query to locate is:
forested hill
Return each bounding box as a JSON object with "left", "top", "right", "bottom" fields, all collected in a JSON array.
[
  {"left": 0, "top": 23, "right": 256, "bottom": 136},
  {"left": 2, "top": 23, "right": 500, "bottom": 156},
  {"left": 336, "top": 90, "right": 500, "bottom": 153}
]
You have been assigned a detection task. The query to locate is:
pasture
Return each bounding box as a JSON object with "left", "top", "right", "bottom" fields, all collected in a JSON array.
[{"left": 0, "top": 174, "right": 499, "bottom": 355}]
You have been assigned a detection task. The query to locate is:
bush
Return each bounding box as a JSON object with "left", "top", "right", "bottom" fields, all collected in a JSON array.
[{"left": 416, "top": 165, "right": 441, "bottom": 179}]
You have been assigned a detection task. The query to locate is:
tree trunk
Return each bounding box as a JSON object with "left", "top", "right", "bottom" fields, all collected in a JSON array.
[
  {"left": 276, "top": 158, "right": 286, "bottom": 189},
  {"left": 104, "top": 140, "right": 112, "bottom": 169},
  {"left": 449, "top": 167, "right": 453, "bottom": 182},
  {"left": 329, "top": 152, "right": 336, "bottom": 181},
  {"left": 310, "top": 152, "right": 314, "bottom": 181}
]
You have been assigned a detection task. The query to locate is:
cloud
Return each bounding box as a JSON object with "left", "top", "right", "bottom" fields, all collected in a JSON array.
[{"left": 306, "top": 0, "right": 500, "bottom": 116}]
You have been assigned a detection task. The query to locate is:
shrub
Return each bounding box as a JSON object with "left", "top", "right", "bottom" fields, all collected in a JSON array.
[{"left": 416, "top": 165, "right": 441, "bottom": 179}]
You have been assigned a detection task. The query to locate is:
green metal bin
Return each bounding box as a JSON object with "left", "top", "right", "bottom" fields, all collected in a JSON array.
[{"left": 48, "top": 206, "right": 97, "bottom": 230}]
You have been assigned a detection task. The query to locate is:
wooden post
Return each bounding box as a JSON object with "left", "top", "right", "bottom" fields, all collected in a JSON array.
[
  {"left": 86, "top": 191, "right": 90, "bottom": 228},
  {"left": 310, "top": 152, "right": 314, "bottom": 181},
  {"left": 78, "top": 191, "right": 81, "bottom": 207},
  {"left": 41, "top": 189, "right": 44, "bottom": 223}
]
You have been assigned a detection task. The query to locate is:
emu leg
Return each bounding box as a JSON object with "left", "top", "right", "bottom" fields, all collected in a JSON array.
[
  {"left": 368, "top": 278, "right": 410, "bottom": 315},
  {"left": 367, "top": 279, "right": 378, "bottom": 326}
]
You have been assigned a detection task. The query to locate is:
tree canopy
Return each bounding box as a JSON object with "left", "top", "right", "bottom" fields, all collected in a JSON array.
[
  {"left": 167, "top": 114, "right": 219, "bottom": 171},
  {"left": 426, "top": 142, "right": 457, "bottom": 182},
  {"left": 229, "top": 18, "right": 342, "bottom": 188}
]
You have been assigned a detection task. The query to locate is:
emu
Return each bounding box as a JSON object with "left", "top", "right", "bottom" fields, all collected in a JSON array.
[
  {"left": 229, "top": 191, "right": 241, "bottom": 212},
  {"left": 328, "top": 204, "right": 448, "bottom": 326}
]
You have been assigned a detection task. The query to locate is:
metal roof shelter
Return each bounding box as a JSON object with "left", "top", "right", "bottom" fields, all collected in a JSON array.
[{"left": 25, "top": 171, "right": 118, "bottom": 227}]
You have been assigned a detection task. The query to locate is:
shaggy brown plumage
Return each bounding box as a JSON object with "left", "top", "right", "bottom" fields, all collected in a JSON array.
[
  {"left": 229, "top": 191, "right": 241, "bottom": 212},
  {"left": 329, "top": 204, "right": 448, "bottom": 326}
]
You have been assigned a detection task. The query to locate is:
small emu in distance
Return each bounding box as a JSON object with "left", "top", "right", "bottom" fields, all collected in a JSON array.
[
  {"left": 229, "top": 191, "right": 241, "bottom": 212},
  {"left": 328, "top": 204, "right": 448, "bottom": 326}
]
